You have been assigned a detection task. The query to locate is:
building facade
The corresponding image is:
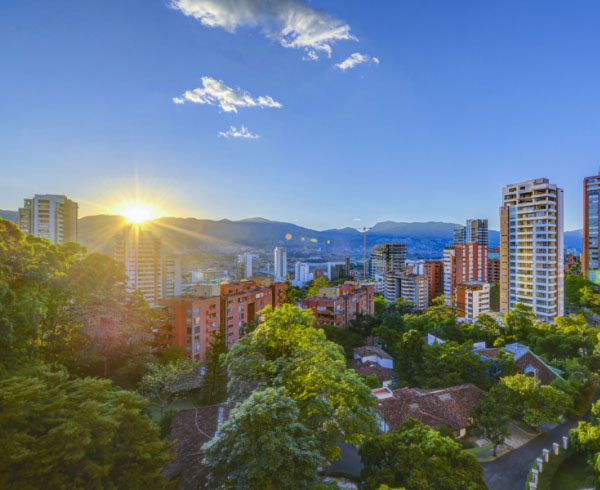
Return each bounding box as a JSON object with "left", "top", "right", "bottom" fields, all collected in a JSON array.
[
  {"left": 114, "top": 225, "right": 163, "bottom": 306},
  {"left": 157, "top": 279, "right": 282, "bottom": 360},
  {"left": 302, "top": 282, "right": 375, "bottom": 327},
  {"left": 454, "top": 219, "right": 489, "bottom": 246},
  {"left": 500, "top": 178, "right": 564, "bottom": 322},
  {"left": 487, "top": 247, "right": 501, "bottom": 284},
  {"left": 274, "top": 247, "right": 287, "bottom": 281},
  {"left": 293, "top": 261, "right": 311, "bottom": 287},
  {"left": 443, "top": 243, "right": 487, "bottom": 299},
  {"left": 583, "top": 173, "right": 600, "bottom": 284},
  {"left": 18, "top": 194, "right": 78, "bottom": 244},
  {"left": 236, "top": 253, "right": 254, "bottom": 279},
  {"left": 400, "top": 273, "right": 429, "bottom": 311},
  {"left": 456, "top": 281, "right": 490, "bottom": 323},
  {"left": 370, "top": 243, "right": 407, "bottom": 278},
  {"left": 424, "top": 260, "right": 444, "bottom": 304}
]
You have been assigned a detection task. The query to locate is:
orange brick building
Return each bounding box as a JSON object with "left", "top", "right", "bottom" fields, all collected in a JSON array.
[
  {"left": 423, "top": 260, "right": 444, "bottom": 304},
  {"left": 302, "top": 282, "right": 375, "bottom": 327},
  {"left": 157, "top": 279, "right": 283, "bottom": 361}
]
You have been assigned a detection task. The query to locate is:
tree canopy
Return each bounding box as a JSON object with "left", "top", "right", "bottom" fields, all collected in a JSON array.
[
  {"left": 359, "top": 419, "right": 487, "bottom": 490},
  {"left": 0, "top": 365, "right": 172, "bottom": 489},
  {"left": 225, "top": 304, "right": 377, "bottom": 461}
]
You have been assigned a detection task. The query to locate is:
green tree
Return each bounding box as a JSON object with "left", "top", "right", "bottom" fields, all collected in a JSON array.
[
  {"left": 139, "top": 358, "right": 199, "bottom": 417},
  {"left": 307, "top": 276, "right": 329, "bottom": 297},
  {"left": 225, "top": 304, "right": 377, "bottom": 461},
  {"left": 489, "top": 282, "right": 500, "bottom": 312},
  {"left": 359, "top": 419, "right": 487, "bottom": 490},
  {"left": 197, "top": 326, "right": 228, "bottom": 406},
  {"left": 279, "top": 276, "right": 296, "bottom": 305},
  {"left": 504, "top": 303, "right": 535, "bottom": 337},
  {"left": 394, "top": 329, "right": 424, "bottom": 386},
  {"left": 571, "top": 400, "right": 600, "bottom": 482},
  {"left": 500, "top": 374, "right": 570, "bottom": 428},
  {"left": 472, "top": 384, "right": 512, "bottom": 457},
  {"left": 0, "top": 365, "right": 172, "bottom": 489},
  {"left": 319, "top": 323, "right": 364, "bottom": 359},
  {"left": 203, "top": 387, "right": 324, "bottom": 490}
]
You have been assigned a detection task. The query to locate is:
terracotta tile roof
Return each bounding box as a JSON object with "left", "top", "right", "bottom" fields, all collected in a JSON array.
[
  {"left": 353, "top": 346, "right": 393, "bottom": 360},
  {"left": 348, "top": 359, "right": 397, "bottom": 384},
  {"left": 163, "top": 403, "right": 233, "bottom": 489},
  {"left": 474, "top": 344, "right": 562, "bottom": 385},
  {"left": 376, "top": 384, "right": 483, "bottom": 432}
]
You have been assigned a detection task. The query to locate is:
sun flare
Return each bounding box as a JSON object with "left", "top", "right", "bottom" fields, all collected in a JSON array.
[{"left": 119, "top": 203, "right": 159, "bottom": 224}]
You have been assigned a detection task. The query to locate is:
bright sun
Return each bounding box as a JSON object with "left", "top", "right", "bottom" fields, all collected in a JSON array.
[{"left": 119, "top": 203, "right": 158, "bottom": 224}]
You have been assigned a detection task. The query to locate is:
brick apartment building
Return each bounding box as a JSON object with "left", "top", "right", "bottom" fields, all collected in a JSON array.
[
  {"left": 157, "top": 279, "right": 283, "bottom": 361},
  {"left": 443, "top": 242, "right": 488, "bottom": 299},
  {"left": 423, "top": 260, "right": 444, "bottom": 304},
  {"left": 302, "top": 282, "right": 375, "bottom": 327}
]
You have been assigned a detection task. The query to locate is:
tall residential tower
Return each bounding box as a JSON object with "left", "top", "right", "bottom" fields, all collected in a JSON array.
[
  {"left": 18, "top": 194, "right": 78, "bottom": 244},
  {"left": 583, "top": 173, "right": 600, "bottom": 284},
  {"left": 500, "top": 178, "right": 564, "bottom": 322}
]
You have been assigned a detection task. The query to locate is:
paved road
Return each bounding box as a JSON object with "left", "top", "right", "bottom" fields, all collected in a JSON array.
[{"left": 481, "top": 421, "right": 576, "bottom": 490}]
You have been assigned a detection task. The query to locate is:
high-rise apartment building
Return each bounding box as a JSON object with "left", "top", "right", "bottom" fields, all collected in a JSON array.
[
  {"left": 400, "top": 273, "right": 429, "bottom": 311},
  {"left": 487, "top": 247, "right": 501, "bottom": 284},
  {"left": 162, "top": 257, "right": 182, "bottom": 298},
  {"left": 293, "top": 261, "right": 311, "bottom": 287},
  {"left": 423, "top": 260, "right": 444, "bottom": 304},
  {"left": 500, "top": 178, "right": 564, "bottom": 322},
  {"left": 18, "top": 194, "right": 78, "bottom": 244},
  {"left": 454, "top": 219, "right": 489, "bottom": 246},
  {"left": 583, "top": 173, "right": 600, "bottom": 284},
  {"left": 370, "top": 243, "right": 407, "bottom": 278},
  {"left": 274, "top": 247, "right": 287, "bottom": 281},
  {"left": 443, "top": 243, "right": 488, "bottom": 299},
  {"left": 237, "top": 253, "right": 254, "bottom": 279},
  {"left": 114, "top": 225, "right": 163, "bottom": 306}
]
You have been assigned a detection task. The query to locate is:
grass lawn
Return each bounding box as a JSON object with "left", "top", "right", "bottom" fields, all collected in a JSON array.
[
  {"left": 465, "top": 443, "right": 493, "bottom": 456},
  {"left": 147, "top": 397, "right": 198, "bottom": 422},
  {"left": 551, "top": 452, "right": 595, "bottom": 490}
]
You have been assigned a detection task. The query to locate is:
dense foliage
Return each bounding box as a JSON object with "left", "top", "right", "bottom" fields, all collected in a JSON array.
[
  {"left": 225, "top": 304, "right": 377, "bottom": 461},
  {"left": 0, "top": 365, "right": 172, "bottom": 489},
  {"left": 203, "top": 387, "right": 324, "bottom": 490},
  {"left": 359, "top": 419, "right": 487, "bottom": 490}
]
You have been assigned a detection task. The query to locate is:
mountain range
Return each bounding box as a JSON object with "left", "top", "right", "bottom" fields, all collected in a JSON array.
[{"left": 1, "top": 211, "right": 583, "bottom": 258}]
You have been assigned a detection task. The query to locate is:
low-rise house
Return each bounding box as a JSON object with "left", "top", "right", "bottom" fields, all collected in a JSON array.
[
  {"left": 349, "top": 346, "right": 396, "bottom": 386},
  {"left": 163, "top": 403, "right": 232, "bottom": 489},
  {"left": 474, "top": 342, "right": 563, "bottom": 385},
  {"left": 373, "top": 383, "right": 484, "bottom": 438}
]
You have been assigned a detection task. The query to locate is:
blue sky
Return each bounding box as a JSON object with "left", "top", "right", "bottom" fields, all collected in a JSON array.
[{"left": 1, "top": 0, "right": 599, "bottom": 231}]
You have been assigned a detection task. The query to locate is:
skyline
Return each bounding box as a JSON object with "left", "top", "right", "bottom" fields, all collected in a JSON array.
[{"left": 2, "top": 1, "right": 600, "bottom": 230}]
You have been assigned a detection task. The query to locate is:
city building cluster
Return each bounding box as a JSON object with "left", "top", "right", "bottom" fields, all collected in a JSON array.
[{"left": 11, "top": 173, "right": 600, "bottom": 362}]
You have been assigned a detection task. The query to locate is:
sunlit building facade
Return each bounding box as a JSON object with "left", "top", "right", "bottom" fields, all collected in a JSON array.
[{"left": 18, "top": 194, "right": 78, "bottom": 244}]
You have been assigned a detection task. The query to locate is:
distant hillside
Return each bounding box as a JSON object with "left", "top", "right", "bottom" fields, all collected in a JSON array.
[
  {"left": 76, "top": 216, "right": 582, "bottom": 258},
  {"left": 0, "top": 210, "right": 18, "bottom": 223}
]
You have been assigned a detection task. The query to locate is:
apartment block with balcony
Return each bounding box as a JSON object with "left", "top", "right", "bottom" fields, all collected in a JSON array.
[
  {"left": 500, "top": 178, "right": 564, "bottom": 322},
  {"left": 370, "top": 243, "right": 407, "bottom": 278},
  {"left": 157, "top": 279, "right": 283, "bottom": 360},
  {"left": 114, "top": 225, "right": 162, "bottom": 306},
  {"left": 18, "top": 194, "right": 78, "bottom": 244},
  {"left": 456, "top": 281, "right": 490, "bottom": 323},
  {"left": 302, "top": 282, "right": 374, "bottom": 327},
  {"left": 400, "top": 273, "right": 429, "bottom": 311}
]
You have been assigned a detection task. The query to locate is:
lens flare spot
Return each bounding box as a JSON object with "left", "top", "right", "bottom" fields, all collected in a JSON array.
[{"left": 285, "top": 233, "right": 292, "bottom": 240}]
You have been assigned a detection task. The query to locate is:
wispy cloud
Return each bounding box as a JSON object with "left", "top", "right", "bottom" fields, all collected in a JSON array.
[
  {"left": 335, "top": 52, "right": 379, "bottom": 71},
  {"left": 171, "top": 0, "right": 356, "bottom": 59},
  {"left": 353, "top": 218, "right": 362, "bottom": 222},
  {"left": 218, "top": 125, "right": 261, "bottom": 139},
  {"left": 173, "top": 76, "right": 282, "bottom": 113}
]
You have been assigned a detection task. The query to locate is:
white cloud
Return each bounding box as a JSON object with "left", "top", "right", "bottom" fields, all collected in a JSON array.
[
  {"left": 174, "top": 76, "right": 282, "bottom": 113},
  {"left": 353, "top": 218, "right": 361, "bottom": 221},
  {"left": 335, "top": 52, "right": 379, "bottom": 71},
  {"left": 171, "top": 0, "right": 356, "bottom": 59},
  {"left": 218, "top": 125, "right": 261, "bottom": 139}
]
